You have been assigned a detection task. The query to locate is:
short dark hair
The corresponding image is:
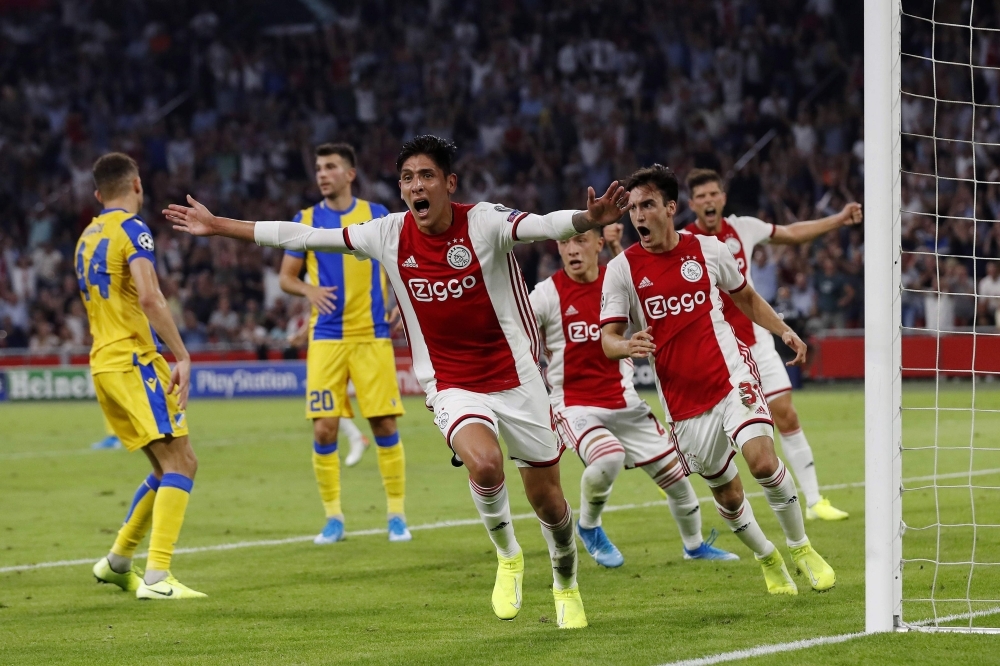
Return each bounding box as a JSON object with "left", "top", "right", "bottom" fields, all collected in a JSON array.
[
  {"left": 686, "top": 168, "right": 723, "bottom": 193},
  {"left": 92, "top": 152, "right": 139, "bottom": 199},
  {"left": 395, "top": 135, "right": 457, "bottom": 174},
  {"left": 315, "top": 142, "right": 356, "bottom": 168},
  {"left": 622, "top": 164, "right": 679, "bottom": 204}
]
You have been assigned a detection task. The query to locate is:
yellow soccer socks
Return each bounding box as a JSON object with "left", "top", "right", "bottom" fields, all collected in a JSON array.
[
  {"left": 111, "top": 474, "right": 159, "bottom": 560},
  {"left": 146, "top": 473, "right": 193, "bottom": 577},
  {"left": 375, "top": 433, "right": 405, "bottom": 516},
  {"left": 313, "top": 441, "right": 343, "bottom": 518}
]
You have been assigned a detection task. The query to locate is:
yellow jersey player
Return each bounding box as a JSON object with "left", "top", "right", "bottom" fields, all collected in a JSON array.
[
  {"left": 279, "top": 143, "right": 409, "bottom": 544},
  {"left": 80, "top": 153, "right": 204, "bottom": 599}
]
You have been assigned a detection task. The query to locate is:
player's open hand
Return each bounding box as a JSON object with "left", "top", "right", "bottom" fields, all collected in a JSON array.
[
  {"left": 628, "top": 326, "right": 656, "bottom": 359},
  {"left": 306, "top": 284, "right": 338, "bottom": 315},
  {"left": 781, "top": 330, "right": 808, "bottom": 366},
  {"left": 168, "top": 357, "right": 192, "bottom": 410},
  {"left": 587, "top": 181, "right": 632, "bottom": 227},
  {"left": 840, "top": 202, "right": 863, "bottom": 226},
  {"left": 164, "top": 195, "right": 219, "bottom": 236}
]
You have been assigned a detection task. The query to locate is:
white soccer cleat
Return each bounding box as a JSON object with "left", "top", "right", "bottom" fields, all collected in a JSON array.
[{"left": 344, "top": 435, "right": 370, "bottom": 467}]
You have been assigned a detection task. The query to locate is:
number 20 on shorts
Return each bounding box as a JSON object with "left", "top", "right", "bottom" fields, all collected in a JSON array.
[{"left": 309, "top": 390, "right": 335, "bottom": 412}]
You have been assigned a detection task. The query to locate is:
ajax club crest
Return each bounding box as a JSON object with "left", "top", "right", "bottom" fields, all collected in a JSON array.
[
  {"left": 447, "top": 244, "right": 472, "bottom": 269},
  {"left": 680, "top": 259, "right": 703, "bottom": 283}
]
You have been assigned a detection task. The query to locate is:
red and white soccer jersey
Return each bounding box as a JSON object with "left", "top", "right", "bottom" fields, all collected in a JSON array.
[
  {"left": 342, "top": 201, "right": 567, "bottom": 466},
  {"left": 685, "top": 216, "right": 792, "bottom": 398},
  {"left": 530, "top": 267, "right": 673, "bottom": 468},
  {"left": 600, "top": 234, "right": 773, "bottom": 481}
]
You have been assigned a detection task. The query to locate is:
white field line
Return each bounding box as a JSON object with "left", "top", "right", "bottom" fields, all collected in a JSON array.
[
  {"left": 0, "top": 436, "right": 275, "bottom": 460},
  {"left": 4, "top": 467, "right": 1000, "bottom": 575},
  {"left": 655, "top": 632, "right": 867, "bottom": 666},
  {"left": 655, "top": 607, "right": 1000, "bottom": 666}
]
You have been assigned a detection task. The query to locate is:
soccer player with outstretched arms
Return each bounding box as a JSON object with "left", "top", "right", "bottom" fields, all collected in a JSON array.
[
  {"left": 600, "top": 165, "right": 836, "bottom": 595},
  {"left": 80, "top": 153, "right": 204, "bottom": 599},
  {"left": 684, "top": 168, "right": 861, "bottom": 522},
  {"left": 530, "top": 227, "right": 738, "bottom": 567},
  {"left": 278, "top": 142, "right": 409, "bottom": 545},
  {"left": 165, "top": 135, "right": 631, "bottom": 628}
]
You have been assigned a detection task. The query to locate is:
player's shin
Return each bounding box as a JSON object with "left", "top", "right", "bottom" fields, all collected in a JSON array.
[
  {"left": 146, "top": 473, "right": 193, "bottom": 583},
  {"left": 539, "top": 500, "right": 578, "bottom": 591},
  {"left": 757, "top": 460, "right": 807, "bottom": 547},
  {"left": 109, "top": 473, "right": 160, "bottom": 571},
  {"left": 715, "top": 497, "right": 773, "bottom": 559},
  {"left": 648, "top": 462, "right": 703, "bottom": 551},
  {"left": 375, "top": 433, "right": 405, "bottom": 516},
  {"left": 578, "top": 444, "right": 624, "bottom": 529},
  {"left": 312, "top": 441, "right": 343, "bottom": 518},
  {"left": 779, "top": 429, "right": 821, "bottom": 507},
  {"left": 470, "top": 477, "right": 520, "bottom": 558}
]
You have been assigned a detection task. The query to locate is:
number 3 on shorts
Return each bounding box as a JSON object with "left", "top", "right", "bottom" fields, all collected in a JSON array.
[{"left": 309, "top": 390, "right": 335, "bottom": 412}]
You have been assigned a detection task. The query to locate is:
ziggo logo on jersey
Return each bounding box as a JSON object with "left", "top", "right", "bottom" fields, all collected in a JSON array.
[
  {"left": 408, "top": 276, "right": 477, "bottom": 302},
  {"left": 644, "top": 291, "right": 707, "bottom": 319},
  {"left": 567, "top": 322, "right": 601, "bottom": 342}
]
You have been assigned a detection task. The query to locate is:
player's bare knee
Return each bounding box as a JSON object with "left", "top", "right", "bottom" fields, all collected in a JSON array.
[
  {"left": 464, "top": 447, "right": 505, "bottom": 488},
  {"left": 313, "top": 418, "right": 339, "bottom": 445},
  {"left": 368, "top": 415, "right": 397, "bottom": 438},
  {"left": 712, "top": 482, "right": 744, "bottom": 512},
  {"left": 745, "top": 444, "right": 780, "bottom": 479},
  {"left": 769, "top": 394, "right": 799, "bottom": 433}
]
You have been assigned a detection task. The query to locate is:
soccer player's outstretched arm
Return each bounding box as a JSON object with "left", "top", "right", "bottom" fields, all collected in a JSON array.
[
  {"left": 770, "top": 202, "right": 862, "bottom": 245},
  {"left": 510, "top": 182, "right": 632, "bottom": 243},
  {"left": 131, "top": 257, "right": 192, "bottom": 408},
  {"left": 164, "top": 196, "right": 352, "bottom": 253}
]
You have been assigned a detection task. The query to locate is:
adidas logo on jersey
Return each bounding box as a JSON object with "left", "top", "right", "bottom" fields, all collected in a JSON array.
[
  {"left": 402, "top": 255, "right": 419, "bottom": 268},
  {"left": 638, "top": 276, "right": 654, "bottom": 288},
  {"left": 564, "top": 305, "right": 579, "bottom": 316}
]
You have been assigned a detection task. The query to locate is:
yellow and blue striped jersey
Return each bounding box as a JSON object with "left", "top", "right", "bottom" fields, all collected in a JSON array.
[
  {"left": 74, "top": 208, "right": 161, "bottom": 373},
  {"left": 288, "top": 198, "right": 391, "bottom": 342}
]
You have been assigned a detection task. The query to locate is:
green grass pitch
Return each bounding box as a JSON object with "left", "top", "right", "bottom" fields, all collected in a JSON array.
[{"left": 1, "top": 386, "right": 998, "bottom": 665}]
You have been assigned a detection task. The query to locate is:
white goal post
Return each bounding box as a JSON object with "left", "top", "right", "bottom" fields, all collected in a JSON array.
[
  {"left": 866, "top": 0, "right": 1000, "bottom": 634},
  {"left": 865, "top": 0, "right": 904, "bottom": 635}
]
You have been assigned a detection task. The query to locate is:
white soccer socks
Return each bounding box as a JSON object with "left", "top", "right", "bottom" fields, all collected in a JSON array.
[
  {"left": 470, "top": 477, "right": 520, "bottom": 558},
  {"left": 539, "top": 500, "right": 578, "bottom": 590},
  {"left": 758, "top": 461, "right": 808, "bottom": 547},
  {"left": 779, "top": 429, "right": 821, "bottom": 507},
  {"left": 578, "top": 445, "right": 625, "bottom": 529},
  {"left": 654, "top": 469, "right": 704, "bottom": 552},
  {"left": 715, "top": 498, "right": 774, "bottom": 559}
]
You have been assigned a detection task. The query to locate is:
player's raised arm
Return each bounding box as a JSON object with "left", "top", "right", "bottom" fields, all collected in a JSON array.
[
  {"left": 164, "top": 195, "right": 352, "bottom": 253},
  {"left": 511, "top": 182, "right": 631, "bottom": 243},
  {"left": 130, "top": 257, "right": 192, "bottom": 408},
  {"left": 770, "top": 202, "right": 863, "bottom": 245}
]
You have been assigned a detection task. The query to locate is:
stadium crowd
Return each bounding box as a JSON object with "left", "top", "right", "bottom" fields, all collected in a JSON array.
[{"left": 0, "top": 0, "right": 997, "bottom": 354}]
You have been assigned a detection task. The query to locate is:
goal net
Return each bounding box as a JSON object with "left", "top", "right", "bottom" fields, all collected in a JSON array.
[{"left": 867, "top": 0, "right": 1000, "bottom": 633}]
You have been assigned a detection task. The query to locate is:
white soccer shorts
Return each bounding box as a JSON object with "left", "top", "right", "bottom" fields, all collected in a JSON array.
[
  {"left": 428, "top": 373, "right": 563, "bottom": 468},
  {"left": 751, "top": 335, "right": 793, "bottom": 399},
  {"left": 552, "top": 402, "right": 675, "bottom": 469},
  {"left": 672, "top": 382, "right": 774, "bottom": 487}
]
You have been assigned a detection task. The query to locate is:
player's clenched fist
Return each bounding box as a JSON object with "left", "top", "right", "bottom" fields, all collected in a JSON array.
[
  {"left": 840, "top": 202, "right": 863, "bottom": 226},
  {"left": 628, "top": 327, "right": 656, "bottom": 359},
  {"left": 781, "top": 330, "right": 808, "bottom": 366}
]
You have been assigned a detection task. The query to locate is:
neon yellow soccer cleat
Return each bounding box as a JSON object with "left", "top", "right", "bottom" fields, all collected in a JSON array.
[
  {"left": 492, "top": 551, "right": 523, "bottom": 620},
  {"left": 553, "top": 586, "right": 588, "bottom": 629},
  {"left": 806, "top": 497, "right": 849, "bottom": 521},
  {"left": 93, "top": 557, "right": 143, "bottom": 592},
  {"left": 136, "top": 574, "right": 207, "bottom": 600},
  {"left": 790, "top": 541, "right": 836, "bottom": 592},
  {"left": 756, "top": 549, "right": 798, "bottom": 595}
]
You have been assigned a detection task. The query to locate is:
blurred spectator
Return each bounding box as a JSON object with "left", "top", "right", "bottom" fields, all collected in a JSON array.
[
  {"left": 814, "top": 258, "right": 853, "bottom": 330},
  {"left": 751, "top": 247, "right": 778, "bottom": 303},
  {"left": 979, "top": 261, "right": 1000, "bottom": 327},
  {"left": 180, "top": 310, "right": 208, "bottom": 350}
]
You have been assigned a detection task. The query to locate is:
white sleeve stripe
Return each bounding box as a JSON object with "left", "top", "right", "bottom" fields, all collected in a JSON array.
[{"left": 507, "top": 253, "right": 541, "bottom": 362}]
